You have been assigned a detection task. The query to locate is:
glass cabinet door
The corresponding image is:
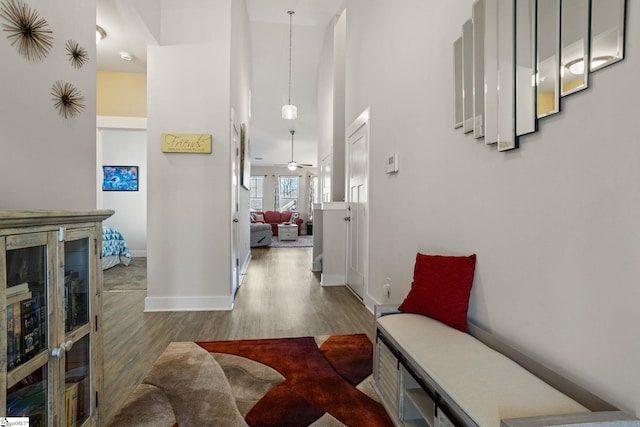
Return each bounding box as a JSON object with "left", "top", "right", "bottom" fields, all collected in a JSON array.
[
  {"left": 4, "top": 233, "right": 51, "bottom": 424},
  {"left": 61, "top": 230, "right": 93, "bottom": 426}
]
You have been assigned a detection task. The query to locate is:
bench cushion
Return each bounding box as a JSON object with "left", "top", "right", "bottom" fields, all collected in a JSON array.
[{"left": 378, "top": 313, "right": 589, "bottom": 427}]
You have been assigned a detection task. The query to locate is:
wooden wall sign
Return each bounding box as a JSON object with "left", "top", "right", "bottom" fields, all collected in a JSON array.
[{"left": 161, "top": 133, "right": 212, "bottom": 153}]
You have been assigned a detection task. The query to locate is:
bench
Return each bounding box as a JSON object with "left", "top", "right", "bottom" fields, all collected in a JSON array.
[{"left": 374, "top": 306, "right": 639, "bottom": 427}]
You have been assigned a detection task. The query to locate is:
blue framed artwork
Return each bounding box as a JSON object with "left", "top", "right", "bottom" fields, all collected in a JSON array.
[{"left": 102, "top": 166, "right": 139, "bottom": 191}]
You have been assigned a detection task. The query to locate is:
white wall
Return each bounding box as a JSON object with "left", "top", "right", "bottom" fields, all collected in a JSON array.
[
  {"left": 99, "top": 128, "right": 147, "bottom": 257},
  {"left": 317, "top": 10, "right": 347, "bottom": 202},
  {"left": 346, "top": 0, "right": 640, "bottom": 416},
  {"left": 146, "top": 0, "right": 251, "bottom": 311},
  {"left": 231, "top": 0, "right": 253, "bottom": 273},
  {"left": 0, "top": 0, "right": 96, "bottom": 209}
]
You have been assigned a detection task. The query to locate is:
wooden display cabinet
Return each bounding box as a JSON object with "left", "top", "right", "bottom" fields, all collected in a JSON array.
[{"left": 0, "top": 210, "right": 113, "bottom": 426}]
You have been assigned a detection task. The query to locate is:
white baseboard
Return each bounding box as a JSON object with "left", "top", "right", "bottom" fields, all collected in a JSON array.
[
  {"left": 320, "top": 273, "right": 345, "bottom": 286},
  {"left": 144, "top": 296, "right": 233, "bottom": 312},
  {"left": 130, "top": 250, "right": 147, "bottom": 258}
]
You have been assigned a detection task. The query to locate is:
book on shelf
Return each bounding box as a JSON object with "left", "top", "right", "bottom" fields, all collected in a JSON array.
[
  {"left": 6, "top": 284, "right": 44, "bottom": 370},
  {"left": 21, "top": 297, "right": 39, "bottom": 361},
  {"left": 66, "top": 381, "right": 79, "bottom": 427},
  {"left": 66, "top": 376, "right": 87, "bottom": 421},
  {"left": 64, "top": 271, "right": 84, "bottom": 332}
]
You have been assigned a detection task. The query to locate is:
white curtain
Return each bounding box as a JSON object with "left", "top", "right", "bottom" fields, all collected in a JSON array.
[{"left": 273, "top": 175, "right": 279, "bottom": 211}]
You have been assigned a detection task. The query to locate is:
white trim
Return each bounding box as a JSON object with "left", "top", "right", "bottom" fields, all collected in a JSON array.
[
  {"left": 320, "top": 273, "right": 346, "bottom": 286},
  {"left": 97, "top": 115, "right": 147, "bottom": 129},
  {"left": 320, "top": 202, "right": 347, "bottom": 210},
  {"left": 144, "top": 296, "right": 234, "bottom": 312}
]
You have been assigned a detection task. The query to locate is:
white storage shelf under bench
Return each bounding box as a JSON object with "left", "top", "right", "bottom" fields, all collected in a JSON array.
[{"left": 373, "top": 305, "right": 639, "bottom": 427}]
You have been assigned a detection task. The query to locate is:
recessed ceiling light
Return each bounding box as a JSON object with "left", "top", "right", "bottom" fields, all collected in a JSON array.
[{"left": 119, "top": 52, "right": 134, "bottom": 61}]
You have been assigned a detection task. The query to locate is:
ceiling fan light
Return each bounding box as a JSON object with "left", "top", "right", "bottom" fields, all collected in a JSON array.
[
  {"left": 287, "top": 161, "right": 298, "bottom": 171},
  {"left": 282, "top": 104, "right": 297, "bottom": 120}
]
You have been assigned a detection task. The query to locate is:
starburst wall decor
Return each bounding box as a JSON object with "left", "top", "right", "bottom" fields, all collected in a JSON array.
[
  {"left": 51, "top": 80, "right": 85, "bottom": 119},
  {"left": 0, "top": 0, "right": 53, "bottom": 62},
  {"left": 65, "top": 39, "right": 88, "bottom": 69}
]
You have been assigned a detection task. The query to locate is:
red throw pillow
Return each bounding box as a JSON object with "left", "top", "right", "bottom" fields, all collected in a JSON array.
[{"left": 398, "top": 253, "right": 476, "bottom": 332}]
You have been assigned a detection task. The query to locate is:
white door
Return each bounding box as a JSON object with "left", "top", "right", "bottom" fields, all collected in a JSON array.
[
  {"left": 230, "top": 117, "right": 240, "bottom": 298},
  {"left": 346, "top": 117, "right": 369, "bottom": 300}
]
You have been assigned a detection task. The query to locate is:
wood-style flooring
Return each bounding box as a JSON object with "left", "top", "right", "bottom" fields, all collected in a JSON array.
[{"left": 101, "top": 247, "right": 375, "bottom": 425}]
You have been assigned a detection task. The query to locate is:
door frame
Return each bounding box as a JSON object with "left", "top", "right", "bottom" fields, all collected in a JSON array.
[
  {"left": 230, "top": 109, "right": 240, "bottom": 301},
  {"left": 345, "top": 108, "right": 370, "bottom": 305}
]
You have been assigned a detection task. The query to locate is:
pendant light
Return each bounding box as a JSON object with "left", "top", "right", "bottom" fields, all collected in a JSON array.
[{"left": 282, "top": 11, "right": 297, "bottom": 120}]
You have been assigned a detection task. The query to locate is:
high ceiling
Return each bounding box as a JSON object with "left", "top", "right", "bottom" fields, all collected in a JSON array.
[{"left": 96, "top": 0, "right": 346, "bottom": 169}]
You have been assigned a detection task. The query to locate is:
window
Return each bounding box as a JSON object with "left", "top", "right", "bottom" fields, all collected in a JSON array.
[
  {"left": 278, "top": 176, "right": 299, "bottom": 212},
  {"left": 250, "top": 176, "right": 264, "bottom": 211}
]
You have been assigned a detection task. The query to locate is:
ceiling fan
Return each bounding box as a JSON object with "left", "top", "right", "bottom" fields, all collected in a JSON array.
[{"left": 277, "top": 130, "right": 312, "bottom": 170}]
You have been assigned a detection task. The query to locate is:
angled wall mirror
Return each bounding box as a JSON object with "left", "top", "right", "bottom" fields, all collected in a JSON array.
[
  {"left": 497, "top": 0, "right": 515, "bottom": 151},
  {"left": 462, "top": 19, "right": 474, "bottom": 133},
  {"left": 590, "top": 0, "right": 626, "bottom": 72},
  {"left": 483, "top": 0, "right": 498, "bottom": 145},
  {"left": 537, "top": 0, "right": 561, "bottom": 118},
  {"left": 473, "top": 0, "right": 485, "bottom": 139},
  {"left": 454, "top": 37, "right": 463, "bottom": 129},
  {"left": 561, "top": 0, "right": 590, "bottom": 97},
  {"left": 515, "top": 0, "right": 536, "bottom": 136}
]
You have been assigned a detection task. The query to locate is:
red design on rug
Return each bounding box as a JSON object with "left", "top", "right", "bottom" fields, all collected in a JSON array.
[{"left": 197, "top": 334, "right": 393, "bottom": 427}]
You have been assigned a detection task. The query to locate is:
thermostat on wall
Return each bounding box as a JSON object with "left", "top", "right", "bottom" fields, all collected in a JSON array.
[{"left": 385, "top": 153, "right": 398, "bottom": 174}]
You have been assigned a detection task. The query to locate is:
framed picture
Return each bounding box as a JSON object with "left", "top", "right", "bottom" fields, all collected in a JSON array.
[
  {"left": 240, "top": 123, "right": 251, "bottom": 190},
  {"left": 102, "top": 166, "right": 139, "bottom": 191}
]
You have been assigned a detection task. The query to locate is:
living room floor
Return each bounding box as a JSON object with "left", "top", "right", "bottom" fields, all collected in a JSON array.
[{"left": 101, "top": 247, "right": 374, "bottom": 424}]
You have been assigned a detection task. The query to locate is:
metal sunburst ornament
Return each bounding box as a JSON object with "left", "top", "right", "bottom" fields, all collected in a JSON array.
[
  {"left": 51, "top": 80, "right": 85, "bottom": 119},
  {"left": 65, "top": 39, "right": 88, "bottom": 69},
  {"left": 0, "top": 0, "right": 53, "bottom": 62}
]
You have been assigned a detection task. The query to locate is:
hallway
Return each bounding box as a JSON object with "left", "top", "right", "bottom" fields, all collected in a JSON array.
[{"left": 102, "top": 247, "right": 373, "bottom": 423}]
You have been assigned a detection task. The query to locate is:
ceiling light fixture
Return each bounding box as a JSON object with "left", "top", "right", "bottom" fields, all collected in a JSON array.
[
  {"left": 119, "top": 51, "right": 133, "bottom": 61},
  {"left": 288, "top": 130, "right": 300, "bottom": 170},
  {"left": 96, "top": 25, "right": 106, "bottom": 44},
  {"left": 282, "top": 11, "right": 297, "bottom": 120},
  {"left": 566, "top": 55, "right": 614, "bottom": 75}
]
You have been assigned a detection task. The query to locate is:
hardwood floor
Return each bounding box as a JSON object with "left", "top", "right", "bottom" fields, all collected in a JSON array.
[{"left": 101, "top": 247, "right": 375, "bottom": 425}]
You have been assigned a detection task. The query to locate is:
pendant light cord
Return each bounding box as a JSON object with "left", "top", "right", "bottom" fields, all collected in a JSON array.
[{"left": 287, "top": 11, "right": 294, "bottom": 105}]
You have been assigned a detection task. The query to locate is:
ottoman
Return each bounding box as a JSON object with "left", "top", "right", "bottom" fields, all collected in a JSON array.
[{"left": 250, "top": 223, "right": 272, "bottom": 247}]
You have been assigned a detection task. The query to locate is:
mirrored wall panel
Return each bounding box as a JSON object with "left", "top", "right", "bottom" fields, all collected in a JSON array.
[
  {"left": 473, "top": 0, "right": 485, "bottom": 139},
  {"left": 537, "top": 0, "right": 561, "bottom": 118},
  {"left": 561, "top": 0, "right": 590, "bottom": 97},
  {"left": 483, "top": 0, "right": 498, "bottom": 145},
  {"left": 515, "top": 0, "right": 536, "bottom": 136},
  {"left": 453, "top": 0, "right": 626, "bottom": 153},
  {"left": 497, "top": 0, "right": 516, "bottom": 151},
  {"left": 590, "top": 0, "right": 626, "bottom": 72},
  {"left": 454, "top": 37, "right": 463, "bottom": 129},
  {"left": 462, "top": 19, "right": 474, "bottom": 133}
]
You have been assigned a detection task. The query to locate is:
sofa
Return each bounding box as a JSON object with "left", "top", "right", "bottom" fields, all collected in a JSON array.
[
  {"left": 250, "top": 211, "right": 303, "bottom": 236},
  {"left": 109, "top": 342, "right": 248, "bottom": 427},
  {"left": 250, "top": 222, "right": 272, "bottom": 247}
]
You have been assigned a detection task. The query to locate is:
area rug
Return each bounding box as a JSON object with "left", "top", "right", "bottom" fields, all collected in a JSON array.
[
  {"left": 268, "top": 235, "right": 314, "bottom": 248},
  {"left": 197, "top": 334, "right": 393, "bottom": 427}
]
